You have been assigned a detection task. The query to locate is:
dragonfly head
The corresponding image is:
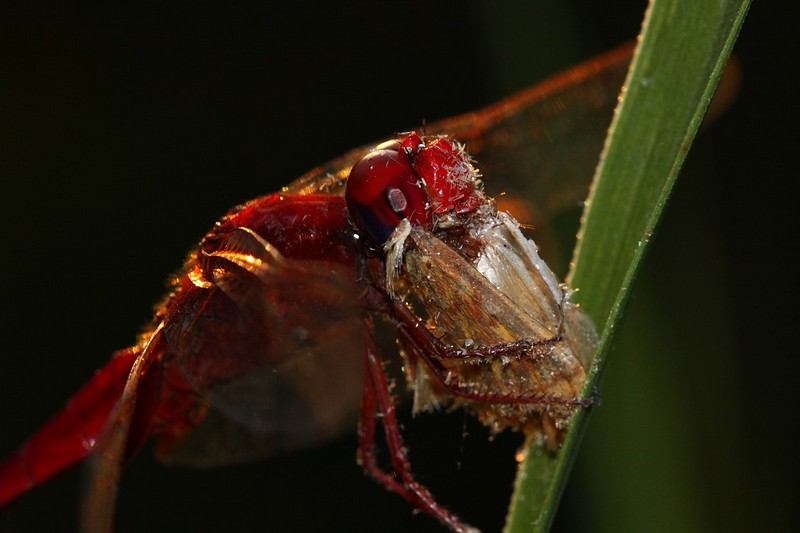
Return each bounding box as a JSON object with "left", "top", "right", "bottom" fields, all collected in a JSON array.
[{"left": 345, "top": 132, "right": 483, "bottom": 246}]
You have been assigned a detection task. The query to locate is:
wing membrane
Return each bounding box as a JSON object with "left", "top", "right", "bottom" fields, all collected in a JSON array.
[
  {"left": 157, "top": 227, "right": 365, "bottom": 466},
  {"left": 285, "top": 44, "right": 632, "bottom": 231}
]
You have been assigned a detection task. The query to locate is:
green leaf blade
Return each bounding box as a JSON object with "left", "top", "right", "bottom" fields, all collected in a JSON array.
[{"left": 505, "top": 1, "right": 751, "bottom": 531}]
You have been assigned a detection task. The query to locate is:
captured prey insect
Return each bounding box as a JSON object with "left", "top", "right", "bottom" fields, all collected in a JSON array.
[{"left": 0, "top": 44, "right": 635, "bottom": 532}]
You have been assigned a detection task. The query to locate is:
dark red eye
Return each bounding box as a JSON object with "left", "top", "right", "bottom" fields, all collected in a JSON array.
[{"left": 345, "top": 148, "right": 432, "bottom": 244}]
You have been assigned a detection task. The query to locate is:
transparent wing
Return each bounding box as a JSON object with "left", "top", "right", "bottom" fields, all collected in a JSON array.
[
  {"left": 284, "top": 44, "right": 632, "bottom": 231},
  {"left": 156, "top": 227, "right": 365, "bottom": 466},
  {"left": 431, "top": 44, "right": 632, "bottom": 225}
]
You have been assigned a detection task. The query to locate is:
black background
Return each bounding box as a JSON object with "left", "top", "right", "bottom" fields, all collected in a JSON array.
[{"left": 1, "top": 2, "right": 796, "bottom": 532}]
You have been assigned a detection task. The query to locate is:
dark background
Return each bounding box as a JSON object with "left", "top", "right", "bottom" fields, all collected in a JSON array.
[{"left": 1, "top": 2, "right": 795, "bottom": 532}]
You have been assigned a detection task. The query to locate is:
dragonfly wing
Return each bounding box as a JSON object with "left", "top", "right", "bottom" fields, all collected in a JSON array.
[
  {"left": 430, "top": 44, "right": 632, "bottom": 225},
  {"left": 157, "top": 227, "right": 365, "bottom": 466},
  {"left": 285, "top": 44, "right": 632, "bottom": 232}
]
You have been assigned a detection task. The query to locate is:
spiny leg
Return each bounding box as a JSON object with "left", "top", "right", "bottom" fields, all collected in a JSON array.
[{"left": 356, "top": 324, "right": 478, "bottom": 533}]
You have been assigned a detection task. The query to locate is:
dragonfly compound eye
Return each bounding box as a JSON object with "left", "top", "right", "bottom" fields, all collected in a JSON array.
[{"left": 346, "top": 147, "right": 432, "bottom": 244}]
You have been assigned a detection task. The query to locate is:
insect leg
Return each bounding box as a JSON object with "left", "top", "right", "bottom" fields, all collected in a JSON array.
[
  {"left": 357, "top": 322, "right": 478, "bottom": 533},
  {"left": 391, "top": 300, "right": 562, "bottom": 361}
]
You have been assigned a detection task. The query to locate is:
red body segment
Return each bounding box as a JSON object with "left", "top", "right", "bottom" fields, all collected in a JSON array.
[
  {"left": 0, "top": 348, "right": 137, "bottom": 507},
  {"left": 212, "top": 194, "right": 356, "bottom": 263}
]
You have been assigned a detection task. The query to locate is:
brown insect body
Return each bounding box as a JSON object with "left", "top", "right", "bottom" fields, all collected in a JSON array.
[{"left": 387, "top": 191, "right": 597, "bottom": 446}]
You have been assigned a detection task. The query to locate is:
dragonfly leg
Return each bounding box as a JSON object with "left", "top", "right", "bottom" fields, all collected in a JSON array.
[
  {"left": 357, "top": 325, "right": 479, "bottom": 533},
  {"left": 391, "top": 300, "right": 562, "bottom": 361}
]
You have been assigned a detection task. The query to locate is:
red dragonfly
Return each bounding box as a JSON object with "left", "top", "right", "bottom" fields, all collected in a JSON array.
[{"left": 0, "top": 44, "right": 633, "bottom": 532}]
